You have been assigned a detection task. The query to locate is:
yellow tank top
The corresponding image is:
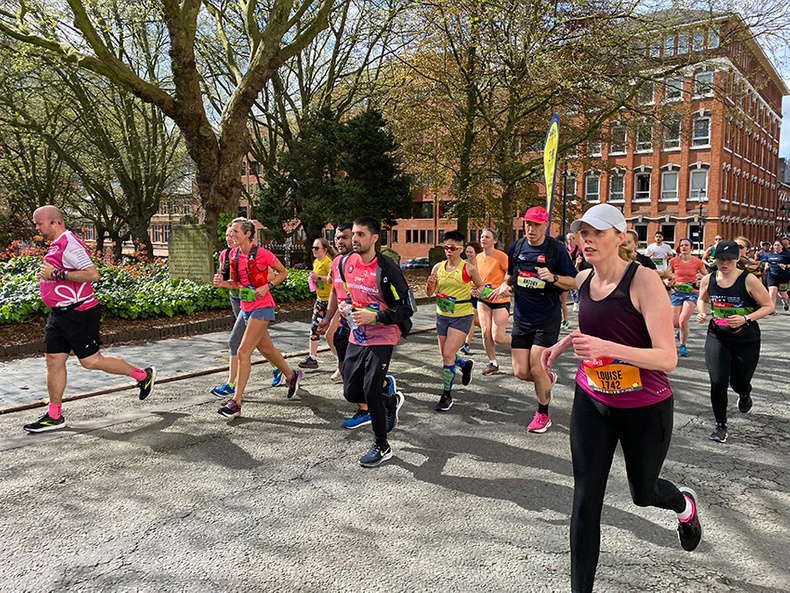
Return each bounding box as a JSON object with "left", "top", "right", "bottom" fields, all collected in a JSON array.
[{"left": 435, "top": 261, "right": 474, "bottom": 317}]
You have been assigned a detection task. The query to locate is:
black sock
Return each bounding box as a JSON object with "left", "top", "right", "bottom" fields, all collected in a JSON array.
[{"left": 538, "top": 403, "right": 549, "bottom": 415}]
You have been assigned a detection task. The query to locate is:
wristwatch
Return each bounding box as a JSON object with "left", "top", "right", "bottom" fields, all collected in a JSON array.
[
  {"left": 552, "top": 274, "right": 559, "bottom": 283},
  {"left": 744, "top": 315, "right": 751, "bottom": 325},
  {"left": 268, "top": 281, "right": 275, "bottom": 291}
]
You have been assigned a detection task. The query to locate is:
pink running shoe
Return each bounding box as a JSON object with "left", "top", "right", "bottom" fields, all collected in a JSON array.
[{"left": 527, "top": 412, "right": 552, "bottom": 433}]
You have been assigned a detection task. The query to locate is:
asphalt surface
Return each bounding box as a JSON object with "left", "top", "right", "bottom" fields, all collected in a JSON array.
[{"left": 0, "top": 305, "right": 788, "bottom": 592}]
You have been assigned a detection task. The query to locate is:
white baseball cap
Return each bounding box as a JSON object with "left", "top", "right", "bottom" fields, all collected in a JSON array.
[{"left": 570, "top": 203, "right": 627, "bottom": 233}]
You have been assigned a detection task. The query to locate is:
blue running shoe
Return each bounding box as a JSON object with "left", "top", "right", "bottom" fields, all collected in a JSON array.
[
  {"left": 271, "top": 368, "right": 285, "bottom": 387},
  {"left": 343, "top": 410, "right": 372, "bottom": 429},
  {"left": 383, "top": 375, "right": 397, "bottom": 397},
  {"left": 211, "top": 383, "right": 235, "bottom": 398},
  {"left": 679, "top": 345, "right": 688, "bottom": 357}
]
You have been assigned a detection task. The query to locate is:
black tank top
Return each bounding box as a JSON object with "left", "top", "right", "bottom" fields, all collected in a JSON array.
[{"left": 708, "top": 270, "right": 760, "bottom": 342}]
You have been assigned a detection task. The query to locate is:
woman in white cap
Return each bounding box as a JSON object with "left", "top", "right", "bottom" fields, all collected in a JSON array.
[{"left": 541, "top": 203, "right": 701, "bottom": 593}]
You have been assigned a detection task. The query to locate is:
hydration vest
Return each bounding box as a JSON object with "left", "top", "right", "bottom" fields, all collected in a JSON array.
[{"left": 230, "top": 246, "right": 269, "bottom": 288}]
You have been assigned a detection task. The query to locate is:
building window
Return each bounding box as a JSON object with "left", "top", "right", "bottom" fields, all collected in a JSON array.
[
  {"left": 634, "top": 171, "right": 651, "bottom": 201},
  {"left": 609, "top": 175, "right": 624, "bottom": 202},
  {"left": 660, "top": 224, "right": 675, "bottom": 248},
  {"left": 427, "top": 229, "right": 434, "bottom": 245},
  {"left": 634, "top": 224, "right": 648, "bottom": 247},
  {"left": 649, "top": 40, "right": 661, "bottom": 58},
  {"left": 678, "top": 32, "right": 689, "bottom": 54},
  {"left": 665, "top": 76, "right": 683, "bottom": 100},
  {"left": 708, "top": 26, "right": 720, "bottom": 49},
  {"left": 689, "top": 169, "right": 708, "bottom": 200},
  {"left": 392, "top": 229, "right": 398, "bottom": 243},
  {"left": 406, "top": 230, "right": 412, "bottom": 244},
  {"left": 638, "top": 81, "right": 654, "bottom": 104},
  {"left": 587, "top": 133, "right": 602, "bottom": 156},
  {"left": 585, "top": 174, "right": 600, "bottom": 202},
  {"left": 692, "top": 114, "right": 711, "bottom": 147},
  {"left": 610, "top": 123, "right": 626, "bottom": 154},
  {"left": 663, "top": 115, "right": 681, "bottom": 150},
  {"left": 469, "top": 229, "right": 477, "bottom": 242},
  {"left": 635, "top": 122, "right": 652, "bottom": 152},
  {"left": 661, "top": 171, "right": 678, "bottom": 201},
  {"left": 565, "top": 174, "right": 577, "bottom": 199},
  {"left": 692, "top": 30, "right": 704, "bottom": 52},
  {"left": 694, "top": 70, "right": 713, "bottom": 96},
  {"left": 414, "top": 202, "right": 433, "bottom": 219},
  {"left": 664, "top": 35, "right": 675, "bottom": 56},
  {"left": 438, "top": 230, "right": 445, "bottom": 244},
  {"left": 419, "top": 229, "right": 427, "bottom": 244}
]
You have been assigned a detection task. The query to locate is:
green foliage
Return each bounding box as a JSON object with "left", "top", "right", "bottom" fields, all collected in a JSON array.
[
  {"left": 0, "top": 256, "right": 311, "bottom": 324},
  {"left": 217, "top": 211, "right": 235, "bottom": 244}
]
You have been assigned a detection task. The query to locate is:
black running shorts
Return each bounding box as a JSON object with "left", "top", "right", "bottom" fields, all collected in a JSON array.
[
  {"left": 45, "top": 305, "right": 102, "bottom": 359},
  {"left": 511, "top": 312, "right": 561, "bottom": 350}
]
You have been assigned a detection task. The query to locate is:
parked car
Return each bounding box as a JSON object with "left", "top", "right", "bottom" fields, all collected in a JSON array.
[{"left": 402, "top": 257, "right": 429, "bottom": 270}]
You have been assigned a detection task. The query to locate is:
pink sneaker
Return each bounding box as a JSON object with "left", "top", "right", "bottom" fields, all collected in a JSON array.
[{"left": 527, "top": 412, "right": 552, "bottom": 433}]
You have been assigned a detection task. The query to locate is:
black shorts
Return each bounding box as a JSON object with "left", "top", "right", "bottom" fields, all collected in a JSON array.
[
  {"left": 479, "top": 299, "right": 511, "bottom": 312},
  {"left": 767, "top": 274, "right": 789, "bottom": 289},
  {"left": 334, "top": 325, "right": 350, "bottom": 362},
  {"left": 511, "top": 312, "right": 561, "bottom": 350},
  {"left": 45, "top": 305, "right": 102, "bottom": 359}
]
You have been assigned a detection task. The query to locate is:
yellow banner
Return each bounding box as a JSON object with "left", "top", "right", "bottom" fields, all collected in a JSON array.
[{"left": 543, "top": 113, "right": 560, "bottom": 218}]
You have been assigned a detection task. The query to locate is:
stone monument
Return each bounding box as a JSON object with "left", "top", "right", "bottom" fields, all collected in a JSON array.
[{"left": 168, "top": 223, "right": 214, "bottom": 284}]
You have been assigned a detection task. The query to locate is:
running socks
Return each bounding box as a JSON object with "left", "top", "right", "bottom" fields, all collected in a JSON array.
[
  {"left": 677, "top": 494, "right": 695, "bottom": 522},
  {"left": 442, "top": 365, "right": 456, "bottom": 391},
  {"left": 48, "top": 403, "right": 62, "bottom": 419},
  {"left": 454, "top": 354, "right": 465, "bottom": 368},
  {"left": 538, "top": 403, "right": 550, "bottom": 415},
  {"left": 130, "top": 367, "right": 148, "bottom": 382}
]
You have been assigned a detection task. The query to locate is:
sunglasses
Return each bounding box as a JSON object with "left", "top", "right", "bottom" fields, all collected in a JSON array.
[
  {"left": 311, "top": 246, "right": 323, "bottom": 250},
  {"left": 737, "top": 244, "right": 747, "bottom": 249},
  {"left": 443, "top": 244, "right": 462, "bottom": 251}
]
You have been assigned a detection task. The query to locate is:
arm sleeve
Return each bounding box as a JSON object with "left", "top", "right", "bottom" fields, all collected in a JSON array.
[{"left": 375, "top": 261, "right": 414, "bottom": 326}]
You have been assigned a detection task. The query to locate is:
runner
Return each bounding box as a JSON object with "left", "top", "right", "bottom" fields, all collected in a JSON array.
[
  {"left": 336, "top": 217, "right": 413, "bottom": 467},
  {"left": 566, "top": 232, "right": 582, "bottom": 313},
  {"left": 210, "top": 225, "right": 245, "bottom": 398},
  {"left": 212, "top": 218, "right": 302, "bottom": 418},
  {"left": 735, "top": 236, "right": 763, "bottom": 276},
  {"left": 495, "top": 206, "right": 577, "bottom": 433},
  {"left": 460, "top": 240, "right": 483, "bottom": 355},
  {"left": 23, "top": 206, "right": 156, "bottom": 433},
  {"left": 425, "top": 231, "right": 488, "bottom": 411},
  {"left": 475, "top": 228, "right": 512, "bottom": 376},
  {"left": 667, "top": 238, "right": 706, "bottom": 357},
  {"left": 323, "top": 223, "right": 354, "bottom": 383},
  {"left": 624, "top": 230, "right": 657, "bottom": 270},
  {"left": 541, "top": 203, "right": 702, "bottom": 593},
  {"left": 644, "top": 231, "right": 674, "bottom": 272},
  {"left": 764, "top": 240, "right": 789, "bottom": 312},
  {"left": 703, "top": 234, "right": 723, "bottom": 272},
  {"left": 298, "top": 237, "right": 337, "bottom": 370},
  {"left": 696, "top": 240, "right": 774, "bottom": 443}
]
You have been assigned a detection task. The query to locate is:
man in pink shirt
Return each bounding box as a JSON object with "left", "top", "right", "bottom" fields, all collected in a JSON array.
[{"left": 23, "top": 206, "right": 156, "bottom": 433}]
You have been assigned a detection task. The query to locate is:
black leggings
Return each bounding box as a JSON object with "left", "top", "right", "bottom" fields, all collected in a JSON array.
[
  {"left": 342, "top": 344, "right": 394, "bottom": 447},
  {"left": 704, "top": 330, "right": 760, "bottom": 425},
  {"left": 570, "top": 386, "right": 685, "bottom": 593}
]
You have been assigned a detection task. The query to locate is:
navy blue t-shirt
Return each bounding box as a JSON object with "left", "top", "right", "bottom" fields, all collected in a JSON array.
[
  {"left": 765, "top": 251, "right": 790, "bottom": 280},
  {"left": 507, "top": 237, "right": 577, "bottom": 324}
]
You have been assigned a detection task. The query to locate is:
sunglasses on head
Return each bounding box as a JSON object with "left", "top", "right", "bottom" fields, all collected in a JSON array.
[{"left": 443, "top": 244, "right": 462, "bottom": 251}]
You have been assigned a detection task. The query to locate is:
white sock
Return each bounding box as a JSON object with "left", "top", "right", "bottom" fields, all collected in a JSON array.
[
  {"left": 677, "top": 495, "right": 694, "bottom": 522},
  {"left": 489, "top": 360, "right": 498, "bottom": 366}
]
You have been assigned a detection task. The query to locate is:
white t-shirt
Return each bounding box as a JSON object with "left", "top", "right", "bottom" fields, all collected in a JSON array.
[{"left": 645, "top": 242, "right": 675, "bottom": 271}]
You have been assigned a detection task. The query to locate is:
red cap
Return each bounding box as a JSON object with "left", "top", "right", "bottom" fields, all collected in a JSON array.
[{"left": 522, "top": 206, "right": 549, "bottom": 224}]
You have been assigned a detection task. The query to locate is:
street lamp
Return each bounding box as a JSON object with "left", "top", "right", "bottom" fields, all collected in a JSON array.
[{"left": 697, "top": 188, "right": 707, "bottom": 255}]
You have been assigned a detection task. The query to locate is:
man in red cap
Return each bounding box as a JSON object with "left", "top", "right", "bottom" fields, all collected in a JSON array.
[{"left": 494, "top": 206, "right": 577, "bottom": 433}]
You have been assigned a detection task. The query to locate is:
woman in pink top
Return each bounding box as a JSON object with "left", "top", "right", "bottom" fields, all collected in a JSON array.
[
  {"left": 212, "top": 218, "right": 302, "bottom": 418},
  {"left": 667, "top": 238, "right": 707, "bottom": 357}
]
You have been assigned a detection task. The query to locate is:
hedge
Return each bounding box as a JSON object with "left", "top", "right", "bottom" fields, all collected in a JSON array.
[{"left": 0, "top": 256, "right": 312, "bottom": 324}]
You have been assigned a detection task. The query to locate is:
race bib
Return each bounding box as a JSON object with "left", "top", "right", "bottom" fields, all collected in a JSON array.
[
  {"left": 674, "top": 283, "right": 694, "bottom": 293},
  {"left": 238, "top": 287, "right": 257, "bottom": 302},
  {"left": 517, "top": 269, "right": 546, "bottom": 290},
  {"left": 780, "top": 283, "right": 789, "bottom": 292},
  {"left": 583, "top": 358, "right": 643, "bottom": 394},
  {"left": 652, "top": 258, "right": 664, "bottom": 267},
  {"left": 436, "top": 292, "right": 456, "bottom": 313},
  {"left": 351, "top": 299, "right": 381, "bottom": 322}
]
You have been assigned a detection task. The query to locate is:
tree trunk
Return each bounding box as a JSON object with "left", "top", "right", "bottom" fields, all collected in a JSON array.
[
  {"left": 455, "top": 45, "right": 477, "bottom": 238},
  {"left": 499, "top": 179, "right": 517, "bottom": 249}
]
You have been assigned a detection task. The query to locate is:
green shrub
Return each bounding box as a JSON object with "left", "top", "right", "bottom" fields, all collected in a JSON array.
[{"left": 0, "top": 256, "right": 311, "bottom": 324}]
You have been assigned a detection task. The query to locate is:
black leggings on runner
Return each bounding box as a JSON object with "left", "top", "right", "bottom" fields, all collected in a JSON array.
[
  {"left": 704, "top": 331, "right": 761, "bottom": 425},
  {"left": 570, "top": 386, "right": 686, "bottom": 593}
]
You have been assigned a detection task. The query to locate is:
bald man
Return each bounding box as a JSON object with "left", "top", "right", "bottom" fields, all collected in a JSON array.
[{"left": 23, "top": 206, "right": 156, "bottom": 433}]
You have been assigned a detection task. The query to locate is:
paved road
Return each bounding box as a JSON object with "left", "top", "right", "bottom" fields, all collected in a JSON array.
[{"left": 0, "top": 306, "right": 788, "bottom": 592}]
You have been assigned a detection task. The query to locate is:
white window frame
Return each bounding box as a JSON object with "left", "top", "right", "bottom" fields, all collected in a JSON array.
[
  {"left": 585, "top": 174, "right": 600, "bottom": 203},
  {"left": 665, "top": 76, "right": 683, "bottom": 101},
  {"left": 663, "top": 116, "right": 681, "bottom": 150},
  {"left": 661, "top": 171, "right": 678, "bottom": 201},
  {"left": 692, "top": 114, "right": 711, "bottom": 147},
  {"left": 689, "top": 170, "right": 708, "bottom": 201},
  {"left": 638, "top": 81, "right": 655, "bottom": 105},
  {"left": 694, "top": 70, "right": 714, "bottom": 97},
  {"left": 635, "top": 122, "right": 653, "bottom": 152},
  {"left": 692, "top": 30, "right": 704, "bottom": 51},
  {"left": 610, "top": 123, "right": 627, "bottom": 154},
  {"left": 678, "top": 33, "right": 689, "bottom": 54},
  {"left": 634, "top": 171, "right": 651, "bottom": 202},
  {"left": 664, "top": 35, "right": 675, "bottom": 56},
  {"left": 609, "top": 174, "right": 625, "bottom": 202},
  {"left": 708, "top": 26, "right": 720, "bottom": 49}
]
